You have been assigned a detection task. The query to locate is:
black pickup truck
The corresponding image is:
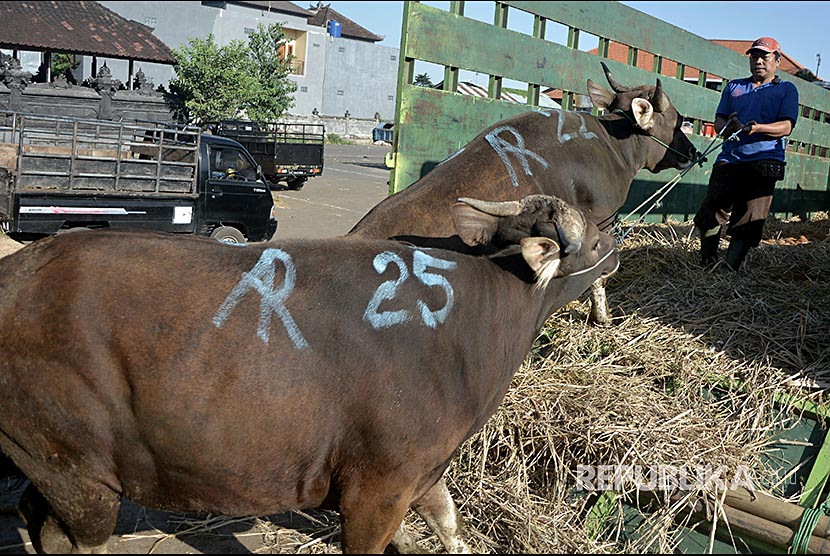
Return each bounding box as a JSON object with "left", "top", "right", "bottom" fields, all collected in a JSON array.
[
  {"left": 0, "top": 112, "right": 277, "bottom": 243},
  {"left": 213, "top": 119, "right": 325, "bottom": 190}
]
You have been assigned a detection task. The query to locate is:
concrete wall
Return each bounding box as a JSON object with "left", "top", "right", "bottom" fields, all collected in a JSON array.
[
  {"left": 321, "top": 38, "right": 398, "bottom": 121},
  {"left": 0, "top": 82, "right": 174, "bottom": 123},
  {"left": 290, "top": 26, "right": 327, "bottom": 116},
  {"left": 287, "top": 113, "right": 382, "bottom": 141}
]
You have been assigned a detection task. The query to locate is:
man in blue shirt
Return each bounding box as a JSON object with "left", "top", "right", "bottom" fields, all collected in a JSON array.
[{"left": 694, "top": 37, "right": 799, "bottom": 270}]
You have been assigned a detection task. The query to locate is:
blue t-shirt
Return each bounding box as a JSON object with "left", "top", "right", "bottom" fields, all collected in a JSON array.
[{"left": 716, "top": 76, "right": 799, "bottom": 164}]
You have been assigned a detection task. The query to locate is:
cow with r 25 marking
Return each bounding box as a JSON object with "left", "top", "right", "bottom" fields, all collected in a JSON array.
[{"left": 0, "top": 194, "right": 617, "bottom": 554}]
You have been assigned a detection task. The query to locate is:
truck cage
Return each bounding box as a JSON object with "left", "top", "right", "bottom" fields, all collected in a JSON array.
[
  {"left": 212, "top": 120, "right": 326, "bottom": 145},
  {"left": 0, "top": 111, "right": 202, "bottom": 202}
]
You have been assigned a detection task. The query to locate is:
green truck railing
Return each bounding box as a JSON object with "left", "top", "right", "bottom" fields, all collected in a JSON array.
[{"left": 389, "top": 1, "right": 830, "bottom": 221}]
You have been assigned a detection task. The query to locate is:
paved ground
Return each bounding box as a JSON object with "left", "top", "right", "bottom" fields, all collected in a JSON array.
[
  {"left": 270, "top": 142, "right": 392, "bottom": 239},
  {"left": 0, "top": 142, "right": 393, "bottom": 554}
]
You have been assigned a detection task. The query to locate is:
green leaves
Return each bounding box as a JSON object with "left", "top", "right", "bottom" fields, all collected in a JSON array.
[{"left": 170, "top": 23, "right": 297, "bottom": 124}]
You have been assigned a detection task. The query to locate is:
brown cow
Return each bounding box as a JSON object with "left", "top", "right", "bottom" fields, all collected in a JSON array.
[
  {"left": 349, "top": 62, "right": 698, "bottom": 324},
  {"left": 0, "top": 195, "right": 617, "bottom": 553}
]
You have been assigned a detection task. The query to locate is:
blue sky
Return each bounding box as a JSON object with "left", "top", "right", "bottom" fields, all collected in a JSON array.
[{"left": 323, "top": 1, "right": 828, "bottom": 79}]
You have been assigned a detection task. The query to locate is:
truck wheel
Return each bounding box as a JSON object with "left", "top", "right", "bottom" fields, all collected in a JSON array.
[
  {"left": 210, "top": 226, "right": 246, "bottom": 244},
  {"left": 287, "top": 178, "right": 306, "bottom": 191}
]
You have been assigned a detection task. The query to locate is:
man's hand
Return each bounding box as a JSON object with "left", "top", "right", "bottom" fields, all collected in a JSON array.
[
  {"left": 723, "top": 112, "right": 758, "bottom": 140},
  {"left": 722, "top": 112, "right": 743, "bottom": 137}
]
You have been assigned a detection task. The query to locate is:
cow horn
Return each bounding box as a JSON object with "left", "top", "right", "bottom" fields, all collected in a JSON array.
[
  {"left": 457, "top": 197, "right": 523, "bottom": 216},
  {"left": 652, "top": 78, "right": 669, "bottom": 112},
  {"left": 601, "top": 61, "right": 631, "bottom": 93},
  {"left": 554, "top": 200, "right": 585, "bottom": 254}
]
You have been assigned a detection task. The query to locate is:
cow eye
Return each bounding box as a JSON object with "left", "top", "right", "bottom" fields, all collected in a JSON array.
[{"left": 594, "top": 239, "right": 601, "bottom": 251}]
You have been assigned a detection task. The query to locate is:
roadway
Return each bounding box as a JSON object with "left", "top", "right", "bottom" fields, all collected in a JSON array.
[{"left": 271, "top": 142, "right": 392, "bottom": 240}]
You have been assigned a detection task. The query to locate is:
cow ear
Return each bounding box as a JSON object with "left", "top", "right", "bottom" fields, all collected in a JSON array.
[
  {"left": 520, "top": 237, "right": 561, "bottom": 273},
  {"left": 632, "top": 98, "right": 655, "bottom": 130},
  {"left": 451, "top": 202, "right": 500, "bottom": 246},
  {"left": 587, "top": 79, "right": 615, "bottom": 110}
]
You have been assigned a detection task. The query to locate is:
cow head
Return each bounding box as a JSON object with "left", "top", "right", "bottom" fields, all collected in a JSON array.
[
  {"left": 450, "top": 194, "right": 618, "bottom": 288},
  {"left": 587, "top": 62, "right": 698, "bottom": 173}
]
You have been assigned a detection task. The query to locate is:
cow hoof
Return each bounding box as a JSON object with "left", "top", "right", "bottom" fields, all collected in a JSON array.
[
  {"left": 589, "top": 313, "right": 612, "bottom": 326},
  {"left": 588, "top": 301, "right": 613, "bottom": 326},
  {"left": 390, "top": 523, "right": 423, "bottom": 553}
]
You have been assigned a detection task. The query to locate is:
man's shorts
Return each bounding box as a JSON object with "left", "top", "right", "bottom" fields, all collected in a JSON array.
[{"left": 693, "top": 160, "right": 783, "bottom": 246}]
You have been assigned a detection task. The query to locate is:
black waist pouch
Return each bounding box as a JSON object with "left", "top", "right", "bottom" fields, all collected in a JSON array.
[{"left": 752, "top": 160, "right": 786, "bottom": 181}]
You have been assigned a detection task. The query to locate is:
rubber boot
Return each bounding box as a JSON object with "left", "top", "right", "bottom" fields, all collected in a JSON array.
[
  {"left": 725, "top": 239, "right": 751, "bottom": 271},
  {"left": 699, "top": 227, "right": 721, "bottom": 268}
]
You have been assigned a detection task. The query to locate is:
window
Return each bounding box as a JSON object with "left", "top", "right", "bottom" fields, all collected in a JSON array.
[
  {"left": 390, "top": 55, "right": 397, "bottom": 61},
  {"left": 209, "top": 147, "right": 256, "bottom": 182},
  {"left": 300, "top": 86, "right": 308, "bottom": 93},
  {"left": 144, "top": 16, "right": 157, "bottom": 27},
  {"left": 337, "top": 90, "right": 344, "bottom": 96},
  {"left": 244, "top": 28, "right": 255, "bottom": 35},
  {"left": 277, "top": 41, "right": 296, "bottom": 60},
  {"left": 388, "top": 95, "right": 394, "bottom": 100},
  {"left": 338, "top": 47, "right": 345, "bottom": 53}
]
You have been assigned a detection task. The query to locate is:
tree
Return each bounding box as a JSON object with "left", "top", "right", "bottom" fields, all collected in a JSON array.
[
  {"left": 33, "top": 53, "right": 79, "bottom": 84},
  {"left": 244, "top": 23, "right": 297, "bottom": 121},
  {"left": 414, "top": 73, "right": 433, "bottom": 87},
  {"left": 52, "top": 53, "right": 79, "bottom": 83},
  {"left": 169, "top": 23, "right": 296, "bottom": 124},
  {"left": 170, "top": 35, "right": 255, "bottom": 123}
]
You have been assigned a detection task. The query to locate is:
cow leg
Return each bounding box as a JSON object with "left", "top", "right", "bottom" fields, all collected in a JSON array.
[
  {"left": 588, "top": 276, "right": 612, "bottom": 325},
  {"left": 410, "top": 476, "right": 471, "bottom": 553},
  {"left": 338, "top": 481, "right": 413, "bottom": 554},
  {"left": 20, "top": 480, "right": 119, "bottom": 554}
]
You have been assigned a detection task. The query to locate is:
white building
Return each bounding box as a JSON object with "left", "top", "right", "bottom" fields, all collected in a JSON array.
[{"left": 98, "top": 1, "right": 399, "bottom": 120}]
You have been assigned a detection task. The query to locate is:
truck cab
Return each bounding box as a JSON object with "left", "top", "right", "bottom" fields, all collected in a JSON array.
[{"left": 201, "top": 134, "right": 277, "bottom": 242}]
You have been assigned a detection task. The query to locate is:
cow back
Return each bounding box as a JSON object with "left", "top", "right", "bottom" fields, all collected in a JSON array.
[
  {"left": 0, "top": 229, "right": 545, "bottom": 516},
  {"left": 350, "top": 109, "right": 640, "bottom": 243}
]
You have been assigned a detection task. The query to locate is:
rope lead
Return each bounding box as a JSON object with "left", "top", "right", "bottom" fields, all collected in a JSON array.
[{"left": 614, "top": 116, "right": 738, "bottom": 244}]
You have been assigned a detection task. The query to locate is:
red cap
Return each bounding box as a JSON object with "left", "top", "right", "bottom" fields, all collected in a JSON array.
[{"left": 746, "top": 37, "right": 781, "bottom": 55}]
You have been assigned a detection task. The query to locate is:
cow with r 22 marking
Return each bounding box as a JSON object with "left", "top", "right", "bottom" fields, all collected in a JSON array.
[
  {"left": 0, "top": 194, "right": 616, "bottom": 554},
  {"left": 350, "top": 61, "right": 698, "bottom": 324}
]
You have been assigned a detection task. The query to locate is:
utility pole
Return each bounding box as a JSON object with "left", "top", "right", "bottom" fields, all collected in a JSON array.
[{"left": 817, "top": 53, "right": 822, "bottom": 78}]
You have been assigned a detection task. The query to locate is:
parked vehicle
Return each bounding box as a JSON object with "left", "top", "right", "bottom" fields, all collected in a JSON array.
[
  {"left": 372, "top": 121, "right": 394, "bottom": 144},
  {"left": 0, "top": 112, "right": 277, "bottom": 243},
  {"left": 212, "top": 119, "right": 325, "bottom": 191}
]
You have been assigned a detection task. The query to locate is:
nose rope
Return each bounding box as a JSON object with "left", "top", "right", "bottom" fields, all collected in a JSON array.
[
  {"left": 567, "top": 247, "right": 617, "bottom": 277},
  {"left": 611, "top": 109, "right": 734, "bottom": 244}
]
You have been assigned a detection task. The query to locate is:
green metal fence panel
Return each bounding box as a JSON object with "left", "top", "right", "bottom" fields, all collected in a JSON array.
[{"left": 390, "top": 1, "right": 830, "bottom": 219}]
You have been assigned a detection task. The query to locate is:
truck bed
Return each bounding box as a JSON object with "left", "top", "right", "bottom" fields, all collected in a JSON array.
[{"left": 0, "top": 113, "right": 200, "bottom": 205}]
